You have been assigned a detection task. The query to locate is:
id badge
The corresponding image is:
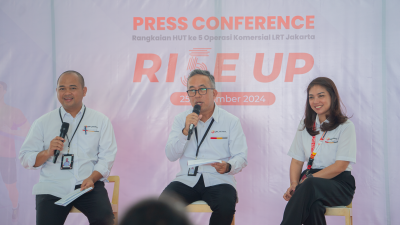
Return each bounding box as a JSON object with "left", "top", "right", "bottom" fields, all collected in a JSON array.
[
  {"left": 188, "top": 166, "right": 198, "bottom": 176},
  {"left": 60, "top": 154, "right": 74, "bottom": 170}
]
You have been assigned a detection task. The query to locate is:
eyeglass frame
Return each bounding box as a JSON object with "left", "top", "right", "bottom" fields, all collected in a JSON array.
[{"left": 186, "top": 88, "right": 215, "bottom": 97}]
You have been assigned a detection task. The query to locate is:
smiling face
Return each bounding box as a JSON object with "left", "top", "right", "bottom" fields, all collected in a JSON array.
[
  {"left": 308, "top": 85, "right": 331, "bottom": 120},
  {"left": 187, "top": 74, "right": 218, "bottom": 115},
  {"left": 56, "top": 73, "right": 87, "bottom": 113}
]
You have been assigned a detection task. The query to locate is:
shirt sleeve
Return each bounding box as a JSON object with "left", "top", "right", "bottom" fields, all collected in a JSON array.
[
  {"left": 227, "top": 118, "right": 248, "bottom": 175},
  {"left": 165, "top": 114, "right": 188, "bottom": 162},
  {"left": 335, "top": 122, "right": 357, "bottom": 163},
  {"left": 93, "top": 118, "right": 118, "bottom": 179},
  {"left": 19, "top": 120, "right": 44, "bottom": 170},
  {"left": 287, "top": 121, "right": 306, "bottom": 162}
]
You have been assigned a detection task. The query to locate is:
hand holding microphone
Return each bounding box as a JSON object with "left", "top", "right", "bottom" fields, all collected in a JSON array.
[
  {"left": 183, "top": 105, "right": 201, "bottom": 140},
  {"left": 52, "top": 122, "right": 69, "bottom": 163}
]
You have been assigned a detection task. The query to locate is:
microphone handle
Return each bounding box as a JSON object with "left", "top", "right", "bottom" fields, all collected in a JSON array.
[
  {"left": 53, "top": 136, "right": 65, "bottom": 163},
  {"left": 53, "top": 150, "right": 60, "bottom": 163},
  {"left": 187, "top": 124, "right": 194, "bottom": 140}
]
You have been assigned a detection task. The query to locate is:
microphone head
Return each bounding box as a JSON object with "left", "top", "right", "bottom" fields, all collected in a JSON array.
[
  {"left": 60, "top": 122, "right": 70, "bottom": 133},
  {"left": 193, "top": 104, "right": 201, "bottom": 115}
]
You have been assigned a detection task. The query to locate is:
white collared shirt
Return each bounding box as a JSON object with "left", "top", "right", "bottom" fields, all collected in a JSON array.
[
  {"left": 19, "top": 105, "right": 117, "bottom": 198},
  {"left": 287, "top": 115, "right": 357, "bottom": 171},
  {"left": 165, "top": 103, "right": 248, "bottom": 189}
]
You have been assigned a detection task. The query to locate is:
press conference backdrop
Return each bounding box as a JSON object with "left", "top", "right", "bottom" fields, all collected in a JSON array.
[{"left": 0, "top": 0, "right": 398, "bottom": 224}]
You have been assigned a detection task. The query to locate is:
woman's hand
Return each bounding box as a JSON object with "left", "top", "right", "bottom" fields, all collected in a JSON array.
[{"left": 283, "top": 183, "right": 298, "bottom": 201}]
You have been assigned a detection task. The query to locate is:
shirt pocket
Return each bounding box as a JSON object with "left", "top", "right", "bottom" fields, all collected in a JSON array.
[
  {"left": 208, "top": 134, "right": 230, "bottom": 158},
  {"left": 316, "top": 137, "right": 340, "bottom": 167},
  {"left": 77, "top": 126, "right": 101, "bottom": 159}
]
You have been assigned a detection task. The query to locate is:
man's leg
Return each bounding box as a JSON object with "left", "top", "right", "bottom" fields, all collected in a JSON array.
[
  {"left": 36, "top": 194, "right": 72, "bottom": 225},
  {"left": 72, "top": 181, "right": 114, "bottom": 225},
  {"left": 202, "top": 183, "right": 236, "bottom": 225},
  {"left": 159, "top": 180, "right": 202, "bottom": 205}
]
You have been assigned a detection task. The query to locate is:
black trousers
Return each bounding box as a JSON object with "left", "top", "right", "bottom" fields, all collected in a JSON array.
[
  {"left": 281, "top": 169, "right": 356, "bottom": 225},
  {"left": 160, "top": 175, "right": 236, "bottom": 225},
  {"left": 36, "top": 181, "right": 114, "bottom": 225}
]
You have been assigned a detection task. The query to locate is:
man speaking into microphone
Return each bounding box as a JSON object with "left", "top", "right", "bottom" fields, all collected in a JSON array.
[
  {"left": 19, "top": 71, "right": 117, "bottom": 225},
  {"left": 160, "top": 69, "right": 248, "bottom": 225}
]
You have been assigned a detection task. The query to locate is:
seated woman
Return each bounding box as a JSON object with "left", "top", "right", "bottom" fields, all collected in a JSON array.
[{"left": 281, "top": 77, "right": 356, "bottom": 225}]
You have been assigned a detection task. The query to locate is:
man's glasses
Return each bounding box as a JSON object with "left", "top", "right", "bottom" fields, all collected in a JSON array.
[{"left": 186, "top": 88, "right": 214, "bottom": 97}]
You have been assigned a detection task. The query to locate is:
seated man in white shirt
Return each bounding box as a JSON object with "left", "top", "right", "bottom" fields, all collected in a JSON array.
[
  {"left": 160, "top": 69, "right": 248, "bottom": 225},
  {"left": 19, "top": 71, "right": 117, "bottom": 225}
]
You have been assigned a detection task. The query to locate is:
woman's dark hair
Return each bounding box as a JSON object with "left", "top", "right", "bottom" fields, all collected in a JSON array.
[{"left": 303, "top": 77, "right": 348, "bottom": 136}]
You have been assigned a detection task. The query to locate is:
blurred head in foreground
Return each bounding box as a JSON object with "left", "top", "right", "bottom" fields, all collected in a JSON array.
[{"left": 119, "top": 197, "right": 192, "bottom": 225}]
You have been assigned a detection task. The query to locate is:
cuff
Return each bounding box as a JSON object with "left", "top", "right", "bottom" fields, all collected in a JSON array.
[
  {"left": 94, "top": 164, "right": 110, "bottom": 179},
  {"left": 287, "top": 152, "right": 305, "bottom": 162},
  {"left": 28, "top": 152, "right": 42, "bottom": 170},
  {"left": 335, "top": 156, "right": 356, "bottom": 164},
  {"left": 227, "top": 160, "right": 237, "bottom": 175},
  {"left": 179, "top": 130, "right": 189, "bottom": 142}
]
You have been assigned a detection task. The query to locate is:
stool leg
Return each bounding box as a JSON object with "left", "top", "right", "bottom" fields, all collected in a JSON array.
[{"left": 345, "top": 215, "right": 352, "bottom": 225}]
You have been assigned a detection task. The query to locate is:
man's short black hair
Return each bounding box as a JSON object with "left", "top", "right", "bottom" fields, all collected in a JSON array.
[
  {"left": 187, "top": 69, "right": 215, "bottom": 88},
  {"left": 57, "top": 70, "right": 85, "bottom": 88},
  {"left": 0, "top": 81, "right": 7, "bottom": 91}
]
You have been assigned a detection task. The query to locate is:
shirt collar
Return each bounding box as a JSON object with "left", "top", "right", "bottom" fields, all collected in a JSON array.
[
  {"left": 210, "top": 102, "right": 219, "bottom": 123},
  {"left": 315, "top": 114, "right": 329, "bottom": 129},
  {"left": 60, "top": 104, "right": 85, "bottom": 119}
]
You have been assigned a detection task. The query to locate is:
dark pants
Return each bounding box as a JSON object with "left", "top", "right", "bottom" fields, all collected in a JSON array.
[
  {"left": 281, "top": 170, "right": 356, "bottom": 225},
  {"left": 160, "top": 175, "right": 236, "bottom": 225},
  {"left": 36, "top": 181, "right": 114, "bottom": 225}
]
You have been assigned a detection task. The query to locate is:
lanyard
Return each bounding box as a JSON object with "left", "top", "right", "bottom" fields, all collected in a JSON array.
[
  {"left": 306, "top": 122, "right": 327, "bottom": 170},
  {"left": 59, "top": 106, "right": 86, "bottom": 154},
  {"left": 194, "top": 118, "right": 214, "bottom": 159}
]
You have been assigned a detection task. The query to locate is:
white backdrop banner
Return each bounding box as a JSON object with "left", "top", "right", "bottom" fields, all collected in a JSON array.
[{"left": 0, "top": 0, "right": 398, "bottom": 224}]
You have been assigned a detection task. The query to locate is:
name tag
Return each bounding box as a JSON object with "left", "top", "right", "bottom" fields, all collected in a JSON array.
[
  {"left": 188, "top": 166, "right": 198, "bottom": 176},
  {"left": 60, "top": 154, "right": 74, "bottom": 170}
]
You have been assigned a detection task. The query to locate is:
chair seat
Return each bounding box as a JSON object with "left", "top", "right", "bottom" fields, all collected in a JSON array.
[
  {"left": 186, "top": 200, "right": 235, "bottom": 225},
  {"left": 325, "top": 206, "right": 352, "bottom": 217},
  {"left": 186, "top": 200, "right": 212, "bottom": 213},
  {"left": 70, "top": 204, "right": 118, "bottom": 213},
  {"left": 191, "top": 200, "right": 207, "bottom": 205}
]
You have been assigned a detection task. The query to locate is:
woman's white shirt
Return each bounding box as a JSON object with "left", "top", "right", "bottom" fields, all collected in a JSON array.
[{"left": 287, "top": 115, "right": 356, "bottom": 171}]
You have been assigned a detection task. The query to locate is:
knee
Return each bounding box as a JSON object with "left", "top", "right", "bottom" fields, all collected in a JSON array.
[
  {"left": 211, "top": 192, "right": 236, "bottom": 215},
  {"left": 213, "top": 204, "right": 236, "bottom": 216},
  {"left": 89, "top": 210, "right": 115, "bottom": 225},
  {"left": 309, "top": 200, "right": 326, "bottom": 215}
]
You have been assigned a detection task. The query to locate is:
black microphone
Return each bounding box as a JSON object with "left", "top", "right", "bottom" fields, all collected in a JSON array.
[
  {"left": 53, "top": 122, "right": 69, "bottom": 163},
  {"left": 187, "top": 104, "right": 201, "bottom": 140}
]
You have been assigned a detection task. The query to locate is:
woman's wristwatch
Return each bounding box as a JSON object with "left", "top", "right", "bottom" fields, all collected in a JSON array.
[{"left": 306, "top": 173, "right": 314, "bottom": 178}]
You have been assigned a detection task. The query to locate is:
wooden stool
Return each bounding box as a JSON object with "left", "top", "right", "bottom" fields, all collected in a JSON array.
[
  {"left": 325, "top": 202, "right": 353, "bottom": 225},
  {"left": 186, "top": 200, "right": 235, "bottom": 225},
  {"left": 70, "top": 176, "right": 120, "bottom": 225}
]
